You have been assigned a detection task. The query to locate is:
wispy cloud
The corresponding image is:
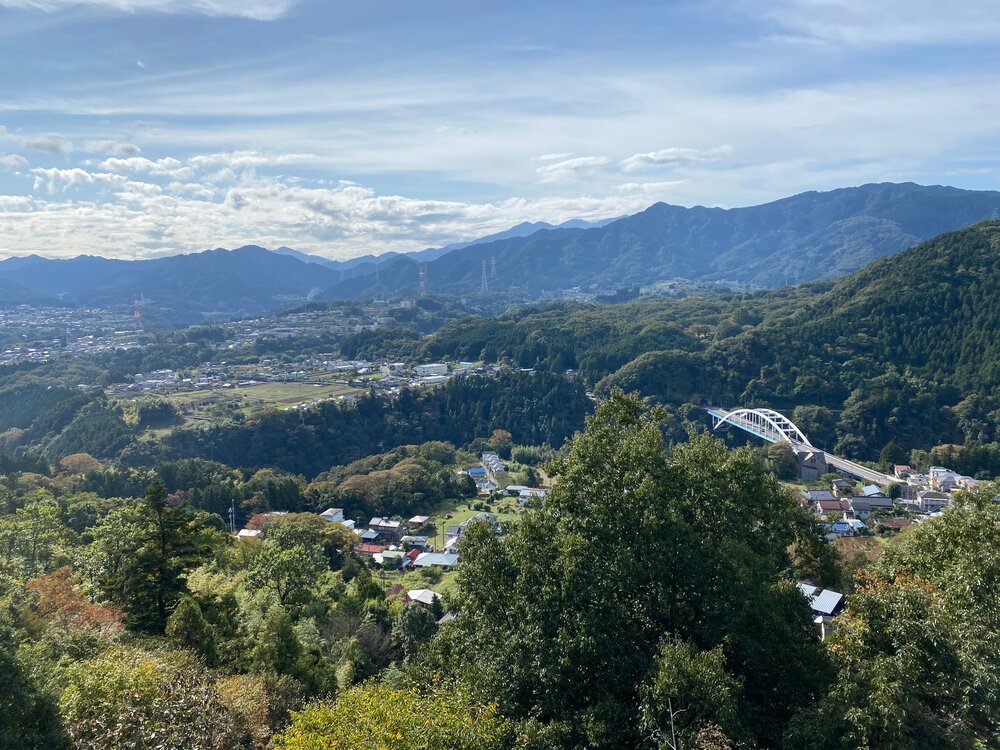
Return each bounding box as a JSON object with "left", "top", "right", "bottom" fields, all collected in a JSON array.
[
  {"left": 620, "top": 145, "right": 733, "bottom": 172},
  {"left": 755, "top": 0, "right": 1000, "bottom": 46},
  {"left": 536, "top": 155, "right": 609, "bottom": 182},
  {"left": 0, "top": 154, "right": 29, "bottom": 170},
  {"left": 85, "top": 140, "right": 142, "bottom": 157},
  {"left": 0, "top": 0, "right": 297, "bottom": 21}
]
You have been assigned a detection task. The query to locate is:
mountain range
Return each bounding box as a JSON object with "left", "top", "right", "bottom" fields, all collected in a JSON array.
[
  {"left": 1, "top": 182, "right": 999, "bottom": 320},
  {"left": 325, "top": 182, "right": 1000, "bottom": 298}
]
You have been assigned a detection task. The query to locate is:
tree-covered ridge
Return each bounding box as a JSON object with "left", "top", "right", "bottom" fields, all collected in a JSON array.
[
  {"left": 422, "top": 221, "right": 1000, "bottom": 462},
  {"left": 0, "top": 393, "right": 997, "bottom": 748},
  {"left": 325, "top": 182, "right": 1000, "bottom": 298},
  {"left": 140, "top": 371, "right": 591, "bottom": 477}
]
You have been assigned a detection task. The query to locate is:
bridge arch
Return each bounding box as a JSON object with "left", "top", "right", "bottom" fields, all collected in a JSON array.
[{"left": 713, "top": 408, "right": 814, "bottom": 448}]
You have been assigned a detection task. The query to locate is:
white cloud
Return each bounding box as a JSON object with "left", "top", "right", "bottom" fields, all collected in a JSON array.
[
  {"left": 0, "top": 0, "right": 297, "bottom": 21},
  {"left": 188, "top": 151, "right": 315, "bottom": 169},
  {"left": 84, "top": 140, "right": 142, "bottom": 157},
  {"left": 99, "top": 155, "right": 190, "bottom": 178},
  {"left": 0, "top": 154, "right": 29, "bottom": 170},
  {"left": 536, "top": 152, "right": 573, "bottom": 162},
  {"left": 620, "top": 145, "right": 733, "bottom": 172},
  {"left": 0, "top": 164, "right": 663, "bottom": 259},
  {"left": 755, "top": 0, "right": 1000, "bottom": 46},
  {"left": 24, "top": 133, "right": 73, "bottom": 153},
  {"left": 616, "top": 181, "right": 686, "bottom": 193},
  {"left": 536, "top": 155, "right": 609, "bottom": 182}
]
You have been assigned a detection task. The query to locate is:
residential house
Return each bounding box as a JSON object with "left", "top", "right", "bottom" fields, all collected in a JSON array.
[
  {"left": 319, "top": 507, "right": 344, "bottom": 523},
  {"left": 357, "top": 543, "right": 386, "bottom": 557},
  {"left": 849, "top": 496, "right": 893, "bottom": 519},
  {"left": 798, "top": 582, "right": 845, "bottom": 639},
  {"left": 405, "top": 589, "right": 442, "bottom": 608},
  {"left": 825, "top": 520, "right": 854, "bottom": 539},
  {"left": 861, "top": 485, "right": 886, "bottom": 497},
  {"left": 876, "top": 517, "right": 912, "bottom": 533},
  {"left": 802, "top": 489, "right": 837, "bottom": 504},
  {"left": 407, "top": 515, "right": 430, "bottom": 530},
  {"left": 893, "top": 465, "right": 914, "bottom": 479},
  {"left": 481, "top": 452, "right": 511, "bottom": 489},
  {"left": 444, "top": 513, "right": 500, "bottom": 545},
  {"left": 816, "top": 499, "right": 850, "bottom": 518},
  {"left": 929, "top": 467, "right": 961, "bottom": 493},
  {"left": 400, "top": 535, "right": 430, "bottom": 551},
  {"left": 368, "top": 516, "right": 403, "bottom": 541},
  {"left": 915, "top": 490, "right": 950, "bottom": 513},
  {"left": 795, "top": 449, "right": 828, "bottom": 482},
  {"left": 831, "top": 478, "right": 855, "bottom": 496},
  {"left": 413, "top": 552, "right": 459, "bottom": 569},
  {"left": 379, "top": 550, "right": 406, "bottom": 569}
]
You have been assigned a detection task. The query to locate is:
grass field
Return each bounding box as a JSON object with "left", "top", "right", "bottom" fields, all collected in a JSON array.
[{"left": 157, "top": 380, "right": 361, "bottom": 412}]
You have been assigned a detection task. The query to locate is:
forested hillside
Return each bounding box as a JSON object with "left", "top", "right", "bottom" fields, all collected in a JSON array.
[
  {"left": 327, "top": 182, "right": 1000, "bottom": 297},
  {"left": 424, "top": 221, "right": 1000, "bottom": 462},
  {"left": 2, "top": 394, "right": 997, "bottom": 749}
]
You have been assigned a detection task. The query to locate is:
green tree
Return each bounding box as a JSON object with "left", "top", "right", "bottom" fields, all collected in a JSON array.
[
  {"left": 0, "top": 491, "right": 75, "bottom": 576},
  {"left": 393, "top": 604, "right": 438, "bottom": 665},
  {"left": 252, "top": 605, "right": 302, "bottom": 675},
  {"left": 82, "top": 480, "right": 225, "bottom": 632},
  {"left": 878, "top": 440, "right": 907, "bottom": 470},
  {"left": 271, "top": 682, "right": 511, "bottom": 750},
  {"left": 787, "top": 485, "right": 1000, "bottom": 748},
  {"left": 639, "top": 639, "right": 748, "bottom": 749},
  {"left": 767, "top": 441, "right": 798, "bottom": 480},
  {"left": 58, "top": 646, "right": 238, "bottom": 750},
  {"left": 443, "top": 393, "right": 830, "bottom": 747},
  {"left": 245, "top": 540, "right": 326, "bottom": 609},
  {"left": 165, "top": 595, "right": 218, "bottom": 666}
]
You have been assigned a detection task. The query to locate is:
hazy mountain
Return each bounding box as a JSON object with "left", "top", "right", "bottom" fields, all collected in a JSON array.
[
  {"left": 324, "top": 183, "right": 1000, "bottom": 298},
  {"left": 271, "top": 216, "right": 617, "bottom": 272},
  {"left": 0, "top": 246, "right": 340, "bottom": 321}
]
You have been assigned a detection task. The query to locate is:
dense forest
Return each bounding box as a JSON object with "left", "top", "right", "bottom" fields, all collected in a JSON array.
[
  {"left": 418, "top": 221, "right": 1000, "bottom": 464},
  {"left": 1, "top": 394, "right": 997, "bottom": 748}
]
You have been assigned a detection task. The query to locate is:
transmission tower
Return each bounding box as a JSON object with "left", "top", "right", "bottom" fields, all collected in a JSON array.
[
  {"left": 418, "top": 263, "right": 428, "bottom": 296},
  {"left": 228, "top": 499, "right": 236, "bottom": 535},
  {"left": 132, "top": 293, "right": 143, "bottom": 331},
  {"left": 480, "top": 260, "right": 489, "bottom": 294},
  {"left": 491, "top": 255, "right": 496, "bottom": 277}
]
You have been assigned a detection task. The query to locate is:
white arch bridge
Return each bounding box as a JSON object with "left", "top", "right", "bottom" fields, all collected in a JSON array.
[{"left": 706, "top": 406, "right": 895, "bottom": 486}]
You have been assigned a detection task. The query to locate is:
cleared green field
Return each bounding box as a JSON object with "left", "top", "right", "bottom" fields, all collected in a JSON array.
[{"left": 158, "top": 381, "right": 360, "bottom": 411}]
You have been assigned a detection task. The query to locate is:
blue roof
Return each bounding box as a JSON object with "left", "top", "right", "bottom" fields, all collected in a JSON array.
[
  {"left": 414, "top": 553, "right": 459, "bottom": 567},
  {"left": 468, "top": 466, "right": 487, "bottom": 476}
]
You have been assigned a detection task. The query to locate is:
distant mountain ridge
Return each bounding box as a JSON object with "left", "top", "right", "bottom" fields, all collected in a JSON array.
[
  {"left": 2, "top": 183, "right": 1000, "bottom": 320},
  {"left": 323, "top": 182, "right": 1000, "bottom": 298}
]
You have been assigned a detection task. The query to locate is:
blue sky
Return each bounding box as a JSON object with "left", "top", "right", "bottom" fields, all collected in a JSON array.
[{"left": 1, "top": 0, "right": 999, "bottom": 259}]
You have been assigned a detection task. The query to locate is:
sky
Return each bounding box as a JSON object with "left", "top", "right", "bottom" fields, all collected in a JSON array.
[{"left": 1, "top": 0, "right": 1000, "bottom": 260}]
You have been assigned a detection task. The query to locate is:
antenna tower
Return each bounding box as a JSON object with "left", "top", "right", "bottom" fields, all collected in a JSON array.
[
  {"left": 132, "top": 293, "right": 143, "bottom": 331},
  {"left": 480, "top": 260, "right": 489, "bottom": 294},
  {"left": 418, "top": 263, "right": 427, "bottom": 296},
  {"left": 228, "top": 499, "right": 236, "bottom": 535}
]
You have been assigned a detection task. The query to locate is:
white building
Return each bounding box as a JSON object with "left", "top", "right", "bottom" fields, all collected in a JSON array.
[{"left": 415, "top": 363, "right": 449, "bottom": 377}]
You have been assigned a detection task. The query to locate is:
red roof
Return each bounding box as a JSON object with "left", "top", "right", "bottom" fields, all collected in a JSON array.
[
  {"left": 405, "top": 548, "right": 421, "bottom": 560},
  {"left": 358, "top": 543, "right": 386, "bottom": 554},
  {"left": 818, "top": 500, "right": 849, "bottom": 510}
]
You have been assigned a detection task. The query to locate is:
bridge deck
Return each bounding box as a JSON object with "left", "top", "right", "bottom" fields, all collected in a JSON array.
[{"left": 707, "top": 407, "right": 896, "bottom": 486}]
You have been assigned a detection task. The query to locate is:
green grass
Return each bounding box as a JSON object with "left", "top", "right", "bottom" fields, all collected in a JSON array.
[{"left": 149, "top": 381, "right": 361, "bottom": 412}]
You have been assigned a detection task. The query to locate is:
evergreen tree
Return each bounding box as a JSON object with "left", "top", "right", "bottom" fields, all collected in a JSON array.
[{"left": 165, "top": 596, "right": 218, "bottom": 666}]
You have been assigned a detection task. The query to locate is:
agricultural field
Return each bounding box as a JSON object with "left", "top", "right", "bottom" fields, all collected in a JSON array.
[{"left": 160, "top": 380, "right": 362, "bottom": 414}]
